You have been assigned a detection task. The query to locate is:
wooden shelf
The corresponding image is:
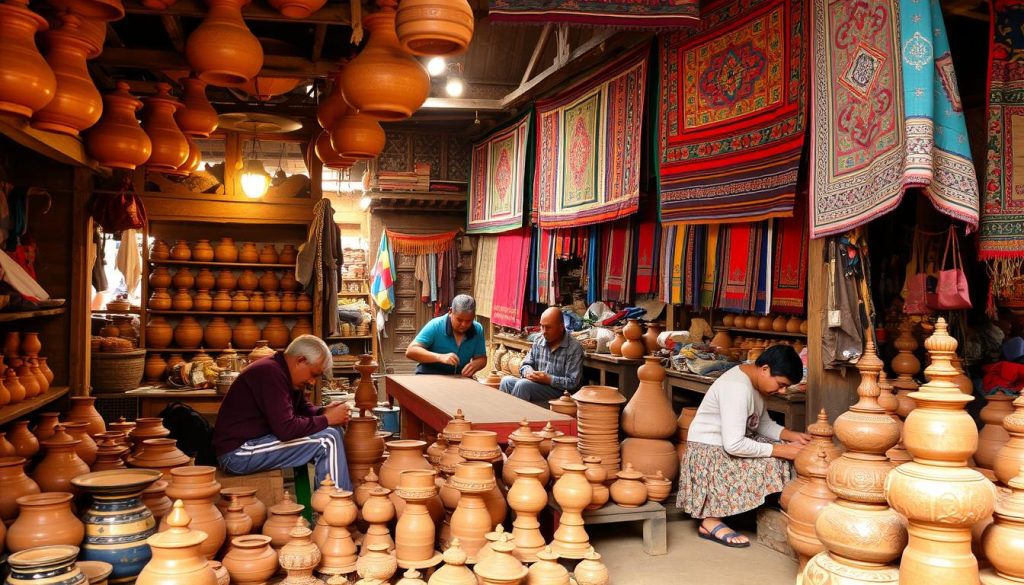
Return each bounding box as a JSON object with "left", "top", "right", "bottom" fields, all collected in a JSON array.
[
  {"left": 92, "top": 309, "right": 142, "bottom": 316},
  {"left": 0, "top": 114, "right": 108, "bottom": 174},
  {"left": 0, "top": 386, "right": 71, "bottom": 425},
  {"left": 326, "top": 335, "right": 373, "bottom": 340},
  {"left": 144, "top": 347, "right": 285, "bottom": 353},
  {"left": 0, "top": 307, "right": 66, "bottom": 322},
  {"left": 721, "top": 327, "right": 806, "bottom": 339},
  {"left": 147, "top": 310, "right": 312, "bottom": 316},
  {"left": 149, "top": 259, "right": 296, "bottom": 269}
]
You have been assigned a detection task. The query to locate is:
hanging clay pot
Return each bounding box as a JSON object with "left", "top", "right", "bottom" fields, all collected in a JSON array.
[
  {"left": 175, "top": 76, "right": 218, "bottom": 137},
  {"left": 267, "top": 0, "right": 324, "bottom": 18},
  {"left": 185, "top": 0, "right": 263, "bottom": 86},
  {"left": 232, "top": 317, "right": 260, "bottom": 349},
  {"left": 86, "top": 81, "right": 152, "bottom": 169},
  {"left": 205, "top": 317, "right": 232, "bottom": 349},
  {"left": 316, "top": 69, "right": 347, "bottom": 129},
  {"left": 141, "top": 82, "right": 189, "bottom": 173},
  {"left": 139, "top": 501, "right": 218, "bottom": 585},
  {"left": 313, "top": 127, "right": 353, "bottom": 169},
  {"left": 0, "top": 0, "right": 56, "bottom": 119},
  {"left": 0, "top": 456, "right": 40, "bottom": 523},
  {"left": 339, "top": 1, "right": 429, "bottom": 120},
  {"left": 68, "top": 395, "right": 107, "bottom": 435},
  {"left": 330, "top": 112, "right": 385, "bottom": 159},
  {"left": 32, "top": 12, "right": 102, "bottom": 135},
  {"left": 395, "top": 0, "right": 474, "bottom": 56},
  {"left": 7, "top": 492, "right": 84, "bottom": 551},
  {"left": 619, "top": 319, "right": 645, "bottom": 359},
  {"left": 174, "top": 316, "right": 203, "bottom": 348}
]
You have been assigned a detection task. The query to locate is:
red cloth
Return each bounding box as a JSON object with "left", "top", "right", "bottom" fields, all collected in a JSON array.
[
  {"left": 770, "top": 193, "right": 808, "bottom": 313},
  {"left": 983, "top": 361, "right": 1024, "bottom": 394},
  {"left": 716, "top": 222, "right": 759, "bottom": 311},
  {"left": 491, "top": 228, "right": 532, "bottom": 329}
]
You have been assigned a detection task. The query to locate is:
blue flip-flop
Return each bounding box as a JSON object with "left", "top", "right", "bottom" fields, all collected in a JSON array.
[{"left": 698, "top": 522, "right": 751, "bottom": 548}]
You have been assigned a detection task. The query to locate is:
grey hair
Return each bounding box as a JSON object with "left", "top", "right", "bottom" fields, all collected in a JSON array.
[
  {"left": 451, "top": 294, "right": 476, "bottom": 314},
  {"left": 284, "top": 335, "right": 332, "bottom": 372}
]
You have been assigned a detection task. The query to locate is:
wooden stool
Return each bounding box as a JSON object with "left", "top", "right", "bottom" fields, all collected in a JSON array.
[
  {"left": 547, "top": 499, "right": 668, "bottom": 556},
  {"left": 215, "top": 468, "right": 285, "bottom": 507}
]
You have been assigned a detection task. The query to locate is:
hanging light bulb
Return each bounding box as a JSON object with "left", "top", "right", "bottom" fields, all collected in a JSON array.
[
  {"left": 427, "top": 56, "right": 446, "bottom": 76},
  {"left": 445, "top": 74, "right": 464, "bottom": 97},
  {"left": 241, "top": 159, "right": 270, "bottom": 198}
]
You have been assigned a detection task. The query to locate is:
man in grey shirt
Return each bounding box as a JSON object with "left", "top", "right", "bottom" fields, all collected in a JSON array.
[{"left": 499, "top": 306, "right": 584, "bottom": 402}]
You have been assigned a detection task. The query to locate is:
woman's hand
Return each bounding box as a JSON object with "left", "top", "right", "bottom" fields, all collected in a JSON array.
[
  {"left": 772, "top": 443, "right": 802, "bottom": 460},
  {"left": 781, "top": 429, "right": 812, "bottom": 445}
]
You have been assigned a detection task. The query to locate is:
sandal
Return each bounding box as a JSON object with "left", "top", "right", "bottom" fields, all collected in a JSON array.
[{"left": 698, "top": 522, "right": 751, "bottom": 548}]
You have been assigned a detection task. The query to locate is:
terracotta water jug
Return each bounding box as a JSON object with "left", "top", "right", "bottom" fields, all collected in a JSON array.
[
  {"left": 257, "top": 317, "right": 286, "bottom": 348},
  {"left": 395, "top": 0, "right": 474, "bottom": 57},
  {"left": 204, "top": 317, "right": 232, "bottom": 349},
  {"left": 214, "top": 237, "right": 238, "bottom": 262},
  {"left": 0, "top": 0, "right": 56, "bottom": 119},
  {"left": 550, "top": 463, "right": 592, "bottom": 559},
  {"left": 148, "top": 288, "right": 172, "bottom": 310},
  {"left": 86, "top": 82, "right": 152, "bottom": 169},
  {"left": 139, "top": 501, "right": 218, "bottom": 585},
  {"left": 0, "top": 373, "right": 9, "bottom": 407},
  {"left": 63, "top": 421, "right": 98, "bottom": 466},
  {"left": 339, "top": 2, "right": 429, "bottom": 120},
  {"left": 141, "top": 83, "right": 189, "bottom": 173},
  {"left": 212, "top": 270, "right": 235, "bottom": 292},
  {"left": 278, "top": 244, "right": 297, "bottom": 264},
  {"left": 0, "top": 431, "right": 16, "bottom": 456},
  {"left": 190, "top": 265, "right": 215, "bottom": 289},
  {"left": 503, "top": 433, "right": 549, "bottom": 487},
  {"left": 221, "top": 534, "right": 277, "bottom": 585},
  {"left": 185, "top": 0, "right": 263, "bottom": 86},
  {"left": 0, "top": 456, "right": 39, "bottom": 523},
  {"left": 34, "top": 411, "right": 60, "bottom": 442},
  {"left": 641, "top": 322, "right": 662, "bottom": 354},
  {"left": 28, "top": 359, "right": 46, "bottom": 395},
  {"left": 68, "top": 395, "right": 106, "bottom": 435},
  {"left": 7, "top": 491, "right": 84, "bottom": 551},
  {"left": 175, "top": 77, "right": 218, "bottom": 137},
  {"left": 290, "top": 317, "right": 312, "bottom": 340},
  {"left": 5, "top": 368, "right": 25, "bottom": 403},
  {"left": 160, "top": 466, "right": 226, "bottom": 559},
  {"left": 232, "top": 317, "right": 260, "bottom": 349},
  {"left": 621, "top": 356, "right": 676, "bottom": 439},
  {"left": 174, "top": 316, "right": 203, "bottom": 348},
  {"left": 172, "top": 267, "right": 195, "bottom": 289}
]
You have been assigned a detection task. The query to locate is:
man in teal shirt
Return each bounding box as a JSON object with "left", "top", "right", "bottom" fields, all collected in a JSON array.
[{"left": 405, "top": 294, "right": 488, "bottom": 377}]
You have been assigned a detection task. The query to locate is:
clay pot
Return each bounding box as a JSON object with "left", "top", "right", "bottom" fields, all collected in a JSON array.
[
  {"left": 316, "top": 69, "right": 348, "bottom": 131},
  {"left": 32, "top": 14, "right": 103, "bottom": 134},
  {"left": 151, "top": 240, "right": 170, "bottom": 260},
  {"left": 449, "top": 462, "right": 497, "bottom": 560},
  {"left": 4, "top": 369, "right": 25, "bottom": 403},
  {"left": 621, "top": 356, "right": 676, "bottom": 440},
  {"left": 78, "top": 560, "right": 113, "bottom": 585},
  {"left": 982, "top": 466, "right": 1024, "bottom": 581},
  {"left": 142, "top": 82, "right": 189, "bottom": 173},
  {"left": 160, "top": 466, "right": 226, "bottom": 559},
  {"left": 503, "top": 434, "right": 549, "bottom": 487},
  {"left": 329, "top": 114, "right": 384, "bottom": 160},
  {"left": 34, "top": 412, "right": 61, "bottom": 442},
  {"left": 146, "top": 317, "right": 173, "bottom": 348},
  {"left": 338, "top": 3, "right": 429, "bottom": 120},
  {"left": 786, "top": 316, "right": 803, "bottom": 334},
  {"left": 233, "top": 317, "right": 260, "bottom": 349},
  {"left": 0, "top": 0, "right": 56, "bottom": 119},
  {"left": 258, "top": 270, "right": 279, "bottom": 293},
  {"left": 7, "top": 492, "right": 84, "bottom": 551},
  {"left": 260, "top": 317, "right": 289, "bottom": 348},
  {"left": 149, "top": 288, "right": 172, "bottom": 310},
  {"left": 355, "top": 542, "right": 397, "bottom": 582},
  {"left": 215, "top": 237, "right": 239, "bottom": 263},
  {"left": 607, "top": 330, "right": 625, "bottom": 356},
  {"left": 0, "top": 375, "right": 9, "bottom": 407},
  {"left": 8, "top": 420, "right": 39, "bottom": 458},
  {"left": 0, "top": 456, "right": 40, "bottom": 523},
  {"left": 393, "top": 469, "right": 440, "bottom": 565},
  {"left": 129, "top": 418, "right": 170, "bottom": 453},
  {"left": 296, "top": 293, "right": 312, "bottom": 312},
  {"left": 609, "top": 464, "right": 647, "bottom": 508},
  {"left": 320, "top": 489, "right": 358, "bottom": 575},
  {"left": 232, "top": 292, "right": 250, "bottom": 312},
  {"left": 194, "top": 289, "right": 213, "bottom": 311},
  {"left": 170, "top": 239, "right": 191, "bottom": 260},
  {"left": 127, "top": 437, "right": 189, "bottom": 478},
  {"left": 786, "top": 448, "right": 835, "bottom": 569},
  {"left": 185, "top": 0, "right": 263, "bottom": 86},
  {"left": 204, "top": 317, "right": 232, "bottom": 349},
  {"left": 550, "top": 463, "right": 592, "bottom": 559},
  {"left": 213, "top": 289, "right": 233, "bottom": 311},
  {"left": 37, "top": 356, "right": 54, "bottom": 385},
  {"left": 262, "top": 498, "right": 305, "bottom": 549},
  {"left": 781, "top": 409, "right": 842, "bottom": 511},
  {"left": 278, "top": 244, "right": 297, "bottom": 264},
  {"left": 574, "top": 548, "right": 609, "bottom": 585},
  {"left": 619, "top": 438, "right": 678, "bottom": 481},
  {"left": 280, "top": 292, "right": 297, "bottom": 312},
  {"left": 742, "top": 314, "right": 758, "bottom": 329},
  {"left": 92, "top": 434, "right": 128, "bottom": 471},
  {"left": 221, "top": 534, "right": 277, "bottom": 585},
  {"left": 16, "top": 360, "right": 39, "bottom": 399},
  {"left": 239, "top": 242, "right": 259, "bottom": 263},
  {"left": 976, "top": 393, "right": 1015, "bottom": 469},
  {"left": 86, "top": 82, "right": 152, "bottom": 169},
  {"left": 167, "top": 353, "right": 186, "bottom": 371},
  {"left": 641, "top": 322, "right": 662, "bottom": 354},
  {"left": 191, "top": 239, "right": 215, "bottom": 262},
  {"left": 174, "top": 315, "right": 204, "bottom": 348},
  {"left": 258, "top": 244, "right": 278, "bottom": 264},
  {"left": 172, "top": 288, "right": 193, "bottom": 311},
  {"left": 620, "top": 319, "right": 645, "bottom": 359},
  {"left": 212, "top": 270, "right": 236, "bottom": 292},
  {"left": 150, "top": 266, "right": 173, "bottom": 289},
  {"left": 395, "top": 0, "right": 474, "bottom": 56},
  {"left": 504, "top": 466, "right": 547, "bottom": 563},
  {"left": 248, "top": 292, "right": 265, "bottom": 312},
  {"left": 35, "top": 425, "right": 91, "bottom": 493},
  {"left": 360, "top": 484, "right": 395, "bottom": 554},
  {"left": 994, "top": 396, "right": 1024, "bottom": 485},
  {"left": 68, "top": 395, "right": 106, "bottom": 435},
  {"left": 139, "top": 502, "right": 218, "bottom": 585},
  {"left": 4, "top": 331, "right": 20, "bottom": 359},
  {"left": 219, "top": 486, "right": 268, "bottom": 531},
  {"left": 474, "top": 536, "right": 528, "bottom": 585},
  {"left": 172, "top": 267, "right": 195, "bottom": 289},
  {"left": 380, "top": 439, "right": 432, "bottom": 490},
  {"left": 583, "top": 456, "right": 609, "bottom": 510},
  {"left": 344, "top": 416, "right": 386, "bottom": 484},
  {"left": 755, "top": 315, "right": 771, "bottom": 331},
  {"left": 278, "top": 518, "right": 322, "bottom": 580},
  {"left": 236, "top": 269, "right": 257, "bottom": 292},
  {"left": 290, "top": 317, "right": 312, "bottom": 340},
  {"left": 263, "top": 292, "right": 281, "bottom": 312},
  {"left": 546, "top": 436, "right": 583, "bottom": 480},
  {"left": 175, "top": 77, "right": 218, "bottom": 138},
  {"left": 7, "top": 545, "right": 86, "bottom": 585}
]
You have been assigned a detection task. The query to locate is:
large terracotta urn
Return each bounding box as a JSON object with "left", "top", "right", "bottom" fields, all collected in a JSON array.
[
  {"left": 7, "top": 492, "right": 84, "bottom": 552},
  {"left": 619, "top": 319, "right": 645, "bottom": 359},
  {"left": 233, "top": 317, "right": 260, "bottom": 350},
  {"left": 449, "top": 461, "right": 496, "bottom": 562},
  {"left": 141, "top": 82, "right": 189, "bottom": 173},
  {"left": 621, "top": 356, "right": 676, "bottom": 439},
  {"left": 344, "top": 416, "right": 385, "bottom": 486},
  {"left": 204, "top": 317, "right": 232, "bottom": 349},
  {"left": 175, "top": 76, "right": 218, "bottom": 137},
  {"left": 994, "top": 395, "right": 1024, "bottom": 486},
  {"left": 780, "top": 408, "right": 841, "bottom": 512},
  {"left": 221, "top": 534, "right": 277, "bottom": 585},
  {"left": 0, "top": 456, "right": 40, "bottom": 524},
  {"left": 139, "top": 501, "right": 218, "bottom": 585},
  {"left": 978, "top": 393, "right": 1016, "bottom": 470},
  {"left": 34, "top": 425, "right": 91, "bottom": 494},
  {"left": 72, "top": 469, "right": 162, "bottom": 582},
  {"left": 160, "top": 465, "right": 227, "bottom": 559},
  {"left": 786, "top": 447, "right": 836, "bottom": 570},
  {"left": 68, "top": 395, "right": 107, "bottom": 435},
  {"left": 619, "top": 438, "right": 678, "bottom": 480},
  {"left": 549, "top": 463, "right": 592, "bottom": 559},
  {"left": 31, "top": 13, "right": 101, "bottom": 135},
  {"left": 0, "top": 0, "right": 56, "bottom": 119},
  {"left": 395, "top": 0, "right": 473, "bottom": 56},
  {"left": 174, "top": 315, "right": 203, "bottom": 348},
  {"left": 380, "top": 439, "right": 432, "bottom": 490},
  {"left": 185, "top": 0, "right": 262, "bottom": 86},
  {"left": 86, "top": 82, "right": 152, "bottom": 169},
  {"left": 260, "top": 317, "right": 289, "bottom": 348},
  {"left": 338, "top": 0, "right": 429, "bottom": 120},
  {"left": 394, "top": 469, "right": 442, "bottom": 568},
  {"left": 506, "top": 467, "right": 547, "bottom": 563}
]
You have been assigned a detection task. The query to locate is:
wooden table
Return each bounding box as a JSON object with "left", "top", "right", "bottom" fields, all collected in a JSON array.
[
  {"left": 125, "top": 386, "right": 223, "bottom": 420},
  {"left": 384, "top": 375, "right": 577, "bottom": 442},
  {"left": 581, "top": 353, "right": 642, "bottom": 399},
  {"left": 665, "top": 369, "right": 807, "bottom": 430}
]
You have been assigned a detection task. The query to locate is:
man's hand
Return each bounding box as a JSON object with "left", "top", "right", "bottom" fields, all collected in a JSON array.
[
  {"left": 323, "top": 402, "right": 350, "bottom": 426},
  {"left": 526, "top": 371, "right": 552, "bottom": 385},
  {"left": 771, "top": 442, "right": 802, "bottom": 460},
  {"left": 461, "top": 361, "right": 482, "bottom": 378},
  {"left": 435, "top": 352, "right": 460, "bottom": 367}
]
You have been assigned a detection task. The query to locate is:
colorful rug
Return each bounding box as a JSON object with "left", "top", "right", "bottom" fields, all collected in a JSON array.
[
  {"left": 370, "top": 231, "right": 395, "bottom": 313},
  {"left": 809, "top": 0, "right": 906, "bottom": 238},
  {"left": 533, "top": 45, "right": 648, "bottom": 228},
  {"left": 600, "top": 219, "right": 634, "bottom": 303},
  {"left": 754, "top": 223, "right": 772, "bottom": 313},
  {"left": 467, "top": 111, "right": 534, "bottom": 234},
  {"left": 473, "top": 236, "right": 499, "bottom": 318},
  {"left": 491, "top": 228, "right": 533, "bottom": 329},
  {"left": 700, "top": 225, "right": 720, "bottom": 309},
  {"left": 487, "top": 0, "right": 699, "bottom": 28},
  {"left": 900, "top": 0, "right": 979, "bottom": 230},
  {"left": 658, "top": 0, "right": 808, "bottom": 225},
  {"left": 715, "top": 222, "right": 763, "bottom": 311},
  {"left": 535, "top": 228, "right": 557, "bottom": 305},
  {"left": 587, "top": 225, "right": 600, "bottom": 304},
  {"left": 980, "top": 0, "right": 1024, "bottom": 262},
  {"left": 635, "top": 210, "right": 660, "bottom": 296},
  {"left": 770, "top": 193, "right": 808, "bottom": 313},
  {"left": 687, "top": 225, "right": 705, "bottom": 308}
]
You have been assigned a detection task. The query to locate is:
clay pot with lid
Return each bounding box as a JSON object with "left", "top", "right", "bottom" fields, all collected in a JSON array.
[
  {"left": 127, "top": 437, "right": 189, "bottom": 478},
  {"left": 221, "top": 534, "right": 277, "bottom": 585},
  {"left": 32, "top": 13, "right": 102, "bottom": 135},
  {"left": 360, "top": 485, "right": 395, "bottom": 555},
  {"left": 0, "top": 456, "right": 40, "bottom": 523},
  {"left": 129, "top": 417, "right": 170, "bottom": 453},
  {"left": 7, "top": 492, "right": 84, "bottom": 551},
  {"left": 175, "top": 76, "right": 218, "bottom": 137},
  {"left": 92, "top": 433, "right": 128, "bottom": 470},
  {"left": 141, "top": 82, "right": 189, "bottom": 173},
  {"left": 473, "top": 534, "right": 527, "bottom": 585},
  {"left": 86, "top": 82, "right": 152, "bottom": 169},
  {"left": 780, "top": 409, "right": 841, "bottom": 511},
  {"left": 395, "top": 0, "right": 474, "bottom": 57},
  {"left": 7, "top": 544, "right": 86, "bottom": 585},
  {"left": 159, "top": 466, "right": 226, "bottom": 559},
  {"left": 982, "top": 465, "right": 1024, "bottom": 581},
  {"left": 185, "top": 0, "right": 262, "bottom": 86},
  {"left": 339, "top": 1, "right": 429, "bottom": 120},
  {"left": 35, "top": 424, "right": 90, "bottom": 493},
  {"left": 527, "top": 546, "right": 569, "bottom": 585},
  {"left": 262, "top": 495, "right": 305, "bottom": 549},
  {"left": 278, "top": 518, "right": 322, "bottom": 583},
  {"left": 0, "top": 0, "right": 56, "bottom": 119},
  {"left": 222, "top": 494, "right": 253, "bottom": 551},
  {"left": 218, "top": 486, "right": 267, "bottom": 531},
  {"left": 574, "top": 548, "right": 609, "bottom": 585},
  {"left": 609, "top": 464, "right": 647, "bottom": 508},
  {"left": 330, "top": 112, "right": 386, "bottom": 160},
  {"left": 139, "top": 501, "right": 218, "bottom": 585},
  {"left": 9, "top": 420, "right": 40, "bottom": 459}
]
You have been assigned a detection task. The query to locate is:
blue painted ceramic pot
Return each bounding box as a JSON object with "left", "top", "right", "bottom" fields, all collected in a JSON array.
[{"left": 6, "top": 545, "right": 87, "bottom": 585}]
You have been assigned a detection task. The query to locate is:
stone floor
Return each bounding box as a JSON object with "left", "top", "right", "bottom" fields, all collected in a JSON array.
[{"left": 589, "top": 517, "right": 799, "bottom": 585}]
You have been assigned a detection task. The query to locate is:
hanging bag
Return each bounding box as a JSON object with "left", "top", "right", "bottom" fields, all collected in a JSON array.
[
  {"left": 935, "top": 226, "right": 972, "bottom": 310},
  {"left": 88, "top": 176, "right": 147, "bottom": 233},
  {"left": 903, "top": 231, "right": 930, "bottom": 314}
]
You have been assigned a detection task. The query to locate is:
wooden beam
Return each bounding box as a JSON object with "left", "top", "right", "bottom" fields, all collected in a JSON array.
[
  {"left": 95, "top": 48, "right": 336, "bottom": 77},
  {"left": 0, "top": 114, "right": 109, "bottom": 174},
  {"left": 70, "top": 168, "right": 93, "bottom": 395},
  {"left": 520, "top": 22, "right": 553, "bottom": 86},
  {"left": 160, "top": 15, "right": 186, "bottom": 53},
  {"left": 311, "top": 23, "right": 327, "bottom": 63},
  {"left": 421, "top": 97, "right": 504, "bottom": 111},
  {"left": 123, "top": 0, "right": 352, "bottom": 25}
]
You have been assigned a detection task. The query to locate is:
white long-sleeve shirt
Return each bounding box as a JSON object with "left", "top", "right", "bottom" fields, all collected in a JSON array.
[{"left": 687, "top": 366, "right": 784, "bottom": 458}]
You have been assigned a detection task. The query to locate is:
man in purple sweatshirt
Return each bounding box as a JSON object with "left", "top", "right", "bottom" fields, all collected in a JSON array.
[{"left": 213, "top": 335, "right": 352, "bottom": 490}]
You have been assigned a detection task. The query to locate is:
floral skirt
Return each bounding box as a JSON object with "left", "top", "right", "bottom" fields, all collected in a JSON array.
[{"left": 675, "top": 434, "right": 792, "bottom": 519}]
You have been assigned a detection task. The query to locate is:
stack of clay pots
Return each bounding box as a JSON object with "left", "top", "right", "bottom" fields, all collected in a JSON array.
[
  {"left": 572, "top": 385, "right": 626, "bottom": 474},
  {"left": 620, "top": 356, "right": 679, "bottom": 482},
  {"left": 890, "top": 318, "right": 921, "bottom": 418},
  {"left": 0, "top": 331, "right": 52, "bottom": 407},
  {"left": 159, "top": 466, "right": 226, "bottom": 559}
]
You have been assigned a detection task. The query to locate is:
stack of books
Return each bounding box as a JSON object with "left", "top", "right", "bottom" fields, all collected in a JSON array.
[{"left": 377, "top": 162, "right": 431, "bottom": 192}]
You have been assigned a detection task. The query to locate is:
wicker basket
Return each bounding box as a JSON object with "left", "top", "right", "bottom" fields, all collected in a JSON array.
[{"left": 90, "top": 349, "right": 146, "bottom": 393}]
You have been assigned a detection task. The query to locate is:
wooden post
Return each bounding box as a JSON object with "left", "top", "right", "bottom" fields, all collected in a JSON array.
[
  {"left": 805, "top": 237, "right": 859, "bottom": 425},
  {"left": 71, "top": 168, "right": 93, "bottom": 395}
]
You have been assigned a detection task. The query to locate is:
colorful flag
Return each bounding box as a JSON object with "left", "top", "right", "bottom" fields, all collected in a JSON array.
[{"left": 370, "top": 232, "right": 395, "bottom": 312}]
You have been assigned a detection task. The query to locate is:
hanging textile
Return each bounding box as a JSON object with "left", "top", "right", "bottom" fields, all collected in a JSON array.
[
  {"left": 370, "top": 231, "right": 395, "bottom": 312},
  {"left": 437, "top": 248, "right": 458, "bottom": 313},
  {"left": 700, "top": 225, "right": 720, "bottom": 309},
  {"left": 980, "top": 0, "right": 1024, "bottom": 265},
  {"left": 535, "top": 228, "right": 557, "bottom": 305},
  {"left": 658, "top": 0, "right": 808, "bottom": 225},
  {"left": 296, "top": 200, "right": 341, "bottom": 335},
  {"left": 533, "top": 45, "right": 648, "bottom": 228},
  {"left": 754, "top": 223, "right": 772, "bottom": 313},
  {"left": 715, "top": 222, "right": 766, "bottom": 312},
  {"left": 467, "top": 110, "right": 534, "bottom": 234},
  {"left": 91, "top": 225, "right": 107, "bottom": 293},
  {"left": 634, "top": 210, "right": 659, "bottom": 297},
  {"left": 809, "top": 0, "right": 905, "bottom": 238},
  {"left": 492, "top": 228, "right": 532, "bottom": 329},
  {"left": 384, "top": 229, "right": 460, "bottom": 255},
  {"left": 587, "top": 226, "right": 599, "bottom": 304},
  {"left": 688, "top": 225, "right": 705, "bottom": 309},
  {"left": 414, "top": 254, "right": 430, "bottom": 302},
  {"left": 770, "top": 193, "right": 809, "bottom": 313},
  {"left": 473, "top": 236, "right": 499, "bottom": 318},
  {"left": 600, "top": 219, "right": 634, "bottom": 304},
  {"left": 487, "top": 0, "right": 699, "bottom": 28},
  {"left": 116, "top": 230, "right": 142, "bottom": 293},
  {"left": 660, "top": 224, "right": 679, "bottom": 304}
]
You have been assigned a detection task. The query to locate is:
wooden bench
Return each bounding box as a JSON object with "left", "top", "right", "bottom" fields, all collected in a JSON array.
[{"left": 548, "top": 499, "right": 668, "bottom": 556}]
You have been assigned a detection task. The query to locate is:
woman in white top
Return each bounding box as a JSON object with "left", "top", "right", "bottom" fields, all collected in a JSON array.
[{"left": 676, "top": 345, "right": 810, "bottom": 547}]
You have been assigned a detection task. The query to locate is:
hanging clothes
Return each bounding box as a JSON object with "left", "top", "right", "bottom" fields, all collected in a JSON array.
[
  {"left": 116, "top": 229, "right": 142, "bottom": 293},
  {"left": 821, "top": 238, "right": 863, "bottom": 369},
  {"left": 92, "top": 226, "right": 108, "bottom": 294},
  {"left": 297, "top": 199, "right": 342, "bottom": 336}
]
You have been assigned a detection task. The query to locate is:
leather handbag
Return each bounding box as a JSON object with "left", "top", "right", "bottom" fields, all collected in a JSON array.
[
  {"left": 903, "top": 232, "right": 930, "bottom": 314},
  {"left": 934, "top": 226, "right": 972, "bottom": 310}
]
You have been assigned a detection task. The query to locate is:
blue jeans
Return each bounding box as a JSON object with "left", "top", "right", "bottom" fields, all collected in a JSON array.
[
  {"left": 499, "top": 376, "right": 562, "bottom": 402},
  {"left": 218, "top": 427, "right": 352, "bottom": 491}
]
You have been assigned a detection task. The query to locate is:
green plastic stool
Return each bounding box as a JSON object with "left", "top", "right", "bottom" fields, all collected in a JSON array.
[{"left": 292, "top": 464, "right": 313, "bottom": 522}]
